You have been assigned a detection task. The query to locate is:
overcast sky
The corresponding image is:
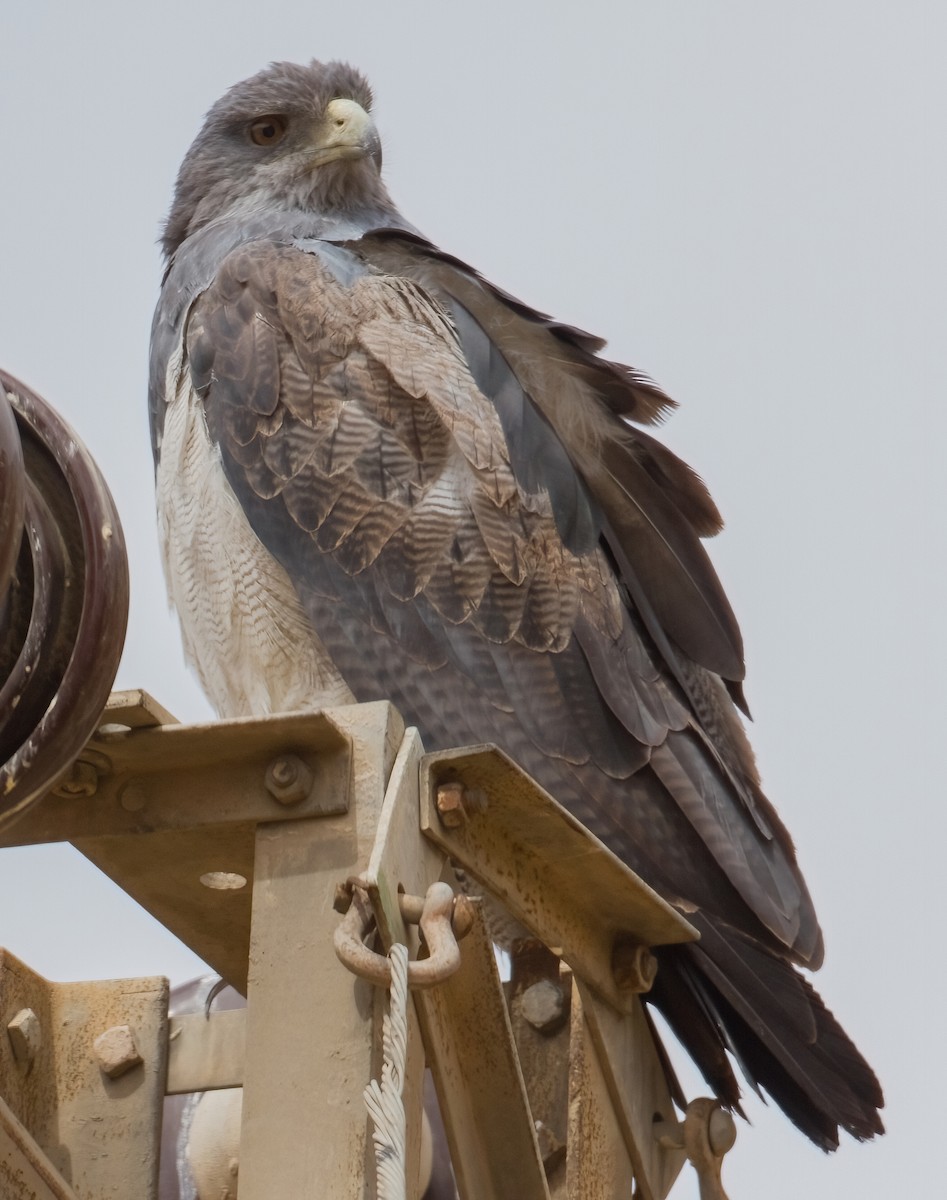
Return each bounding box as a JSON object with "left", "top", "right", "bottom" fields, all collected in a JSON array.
[{"left": 1, "top": 3, "right": 943, "bottom": 1197}]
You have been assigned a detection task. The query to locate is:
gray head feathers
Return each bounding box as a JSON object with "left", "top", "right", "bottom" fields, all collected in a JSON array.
[{"left": 162, "top": 60, "right": 397, "bottom": 259}]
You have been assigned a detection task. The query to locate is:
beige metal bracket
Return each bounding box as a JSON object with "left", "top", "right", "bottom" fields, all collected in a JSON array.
[
  {"left": 419, "top": 744, "right": 697, "bottom": 1011},
  {"left": 0, "top": 950, "right": 167, "bottom": 1199},
  {"left": 0, "top": 693, "right": 353, "bottom": 992}
]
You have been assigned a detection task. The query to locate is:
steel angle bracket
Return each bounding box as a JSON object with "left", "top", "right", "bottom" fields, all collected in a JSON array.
[
  {"left": 419, "top": 744, "right": 702, "bottom": 1199},
  {"left": 0, "top": 949, "right": 167, "bottom": 1199},
  {"left": 419, "top": 744, "right": 697, "bottom": 1012}
]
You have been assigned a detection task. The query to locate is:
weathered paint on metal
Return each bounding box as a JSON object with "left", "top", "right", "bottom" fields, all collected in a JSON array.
[
  {"left": 0, "top": 949, "right": 167, "bottom": 1198},
  {"left": 419, "top": 744, "right": 697, "bottom": 1012},
  {"left": 575, "top": 978, "right": 687, "bottom": 1200},
  {"left": 413, "top": 903, "right": 551, "bottom": 1200},
  {"left": 237, "top": 702, "right": 404, "bottom": 1199},
  {"left": 565, "top": 979, "right": 636, "bottom": 1199},
  {"left": 1, "top": 702, "right": 353, "bottom": 992},
  {"left": 166, "top": 1008, "right": 246, "bottom": 1095},
  {"left": 1, "top": 694, "right": 735, "bottom": 1198}
]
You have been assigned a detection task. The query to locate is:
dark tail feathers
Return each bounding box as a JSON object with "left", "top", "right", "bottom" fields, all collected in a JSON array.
[{"left": 650, "top": 916, "right": 884, "bottom": 1149}]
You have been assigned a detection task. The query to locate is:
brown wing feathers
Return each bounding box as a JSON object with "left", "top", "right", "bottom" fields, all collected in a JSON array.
[{"left": 349, "top": 235, "right": 746, "bottom": 686}]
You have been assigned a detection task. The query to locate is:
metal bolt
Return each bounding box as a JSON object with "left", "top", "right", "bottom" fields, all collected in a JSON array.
[
  {"left": 450, "top": 893, "right": 476, "bottom": 940},
  {"left": 93, "top": 1024, "right": 143, "bottom": 1079},
  {"left": 435, "top": 780, "right": 487, "bottom": 828},
  {"left": 435, "top": 781, "right": 466, "bottom": 827},
  {"left": 520, "top": 980, "right": 567, "bottom": 1035},
  {"left": 55, "top": 760, "right": 99, "bottom": 798},
  {"left": 53, "top": 749, "right": 112, "bottom": 799},
  {"left": 7, "top": 1008, "right": 40, "bottom": 1069},
  {"left": 264, "top": 755, "right": 313, "bottom": 805}
]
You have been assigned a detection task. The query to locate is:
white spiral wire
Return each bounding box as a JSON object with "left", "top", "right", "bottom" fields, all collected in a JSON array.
[{"left": 364, "top": 941, "right": 409, "bottom": 1200}]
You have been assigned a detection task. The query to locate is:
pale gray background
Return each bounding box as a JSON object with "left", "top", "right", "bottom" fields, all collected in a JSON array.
[{"left": 1, "top": 3, "right": 942, "bottom": 1196}]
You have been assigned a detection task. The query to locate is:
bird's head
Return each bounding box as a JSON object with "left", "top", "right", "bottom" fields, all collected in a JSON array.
[{"left": 162, "top": 60, "right": 395, "bottom": 259}]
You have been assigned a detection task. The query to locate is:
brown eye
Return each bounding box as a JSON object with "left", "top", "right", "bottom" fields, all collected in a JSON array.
[{"left": 249, "top": 115, "right": 288, "bottom": 146}]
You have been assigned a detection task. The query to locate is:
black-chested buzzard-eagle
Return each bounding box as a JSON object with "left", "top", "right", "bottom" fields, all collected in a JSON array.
[{"left": 149, "top": 59, "right": 883, "bottom": 1149}]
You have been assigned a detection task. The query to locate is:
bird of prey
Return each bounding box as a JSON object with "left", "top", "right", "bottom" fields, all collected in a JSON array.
[{"left": 150, "top": 59, "right": 883, "bottom": 1149}]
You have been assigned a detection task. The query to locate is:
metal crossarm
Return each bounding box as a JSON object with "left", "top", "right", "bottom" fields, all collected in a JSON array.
[{"left": 0, "top": 693, "right": 737, "bottom": 1199}]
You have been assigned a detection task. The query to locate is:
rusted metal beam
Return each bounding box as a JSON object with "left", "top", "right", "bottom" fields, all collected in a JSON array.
[
  {"left": 575, "top": 978, "right": 687, "bottom": 1200},
  {"left": 2, "top": 706, "right": 352, "bottom": 845},
  {"left": 413, "top": 903, "right": 551, "bottom": 1200},
  {"left": 420, "top": 744, "right": 697, "bottom": 1012},
  {"left": 566, "top": 978, "right": 636, "bottom": 1199},
  {"left": 0, "top": 950, "right": 167, "bottom": 1199}
]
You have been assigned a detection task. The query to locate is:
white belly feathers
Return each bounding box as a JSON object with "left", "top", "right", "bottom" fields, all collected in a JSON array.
[{"left": 155, "top": 343, "right": 355, "bottom": 719}]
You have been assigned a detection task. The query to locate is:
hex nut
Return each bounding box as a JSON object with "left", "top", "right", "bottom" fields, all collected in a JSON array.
[
  {"left": 521, "top": 980, "right": 567, "bottom": 1035},
  {"left": 7, "top": 1008, "right": 40, "bottom": 1069},
  {"left": 55, "top": 760, "right": 99, "bottom": 798},
  {"left": 435, "top": 781, "right": 467, "bottom": 828},
  {"left": 434, "top": 779, "right": 488, "bottom": 828},
  {"left": 396, "top": 891, "right": 475, "bottom": 939},
  {"left": 333, "top": 882, "right": 354, "bottom": 914},
  {"left": 264, "top": 755, "right": 313, "bottom": 805},
  {"left": 93, "top": 1024, "right": 143, "bottom": 1079}
]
